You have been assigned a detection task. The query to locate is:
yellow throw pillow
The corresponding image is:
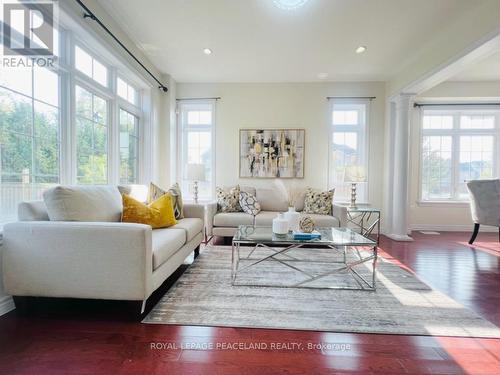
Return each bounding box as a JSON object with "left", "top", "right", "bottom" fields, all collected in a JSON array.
[{"left": 122, "top": 193, "right": 177, "bottom": 229}]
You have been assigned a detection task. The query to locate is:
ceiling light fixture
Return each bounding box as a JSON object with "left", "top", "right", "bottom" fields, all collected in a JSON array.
[
  {"left": 273, "top": 0, "right": 309, "bottom": 10},
  {"left": 317, "top": 73, "right": 329, "bottom": 80},
  {"left": 203, "top": 48, "right": 212, "bottom": 55},
  {"left": 356, "top": 46, "right": 367, "bottom": 54}
]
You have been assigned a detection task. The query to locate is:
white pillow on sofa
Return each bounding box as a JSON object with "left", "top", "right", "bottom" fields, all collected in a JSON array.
[
  {"left": 43, "top": 185, "right": 123, "bottom": 222},
  {"left": 256, "top": 187, "right": 289, "bottom": 212},
  {"left": 118, "top": 184, "right": 148, "bottom": 203}
]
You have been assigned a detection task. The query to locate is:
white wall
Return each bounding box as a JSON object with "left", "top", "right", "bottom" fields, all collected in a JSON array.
[
  {"left": 388, "top": 0, "right": 500, "bottom": 95},
  {"left": 408, "top": 81, "right": 500, "bottom": 231},
  {"left": 176, "top": 82, "right": 386, "bottom": 209}
]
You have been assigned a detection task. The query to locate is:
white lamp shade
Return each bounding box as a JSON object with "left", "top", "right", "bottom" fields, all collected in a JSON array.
[
  {"left": 186, "top": 163, "right": 206, "bottom": 181},
  {"left": 344, "top": 165, "right": 366, "bottom": 183}
]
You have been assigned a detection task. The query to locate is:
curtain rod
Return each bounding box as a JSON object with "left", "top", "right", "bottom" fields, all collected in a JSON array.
[
  {"left": 414, "top": 102, "right": 500, "bottom": 107},
  {"left": 75, "top": 0, "right": 168, "bottom": 92},
  {"left": 176, "top": 97, "right": 221, "bottom": 101},
  {"left": 327, "top": 96, "right": 376, "bottom": 100}
]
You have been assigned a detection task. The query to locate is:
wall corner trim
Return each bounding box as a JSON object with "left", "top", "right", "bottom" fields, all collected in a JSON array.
[{"left": 0, "top": 296, "right": 15, "bottom": 316}]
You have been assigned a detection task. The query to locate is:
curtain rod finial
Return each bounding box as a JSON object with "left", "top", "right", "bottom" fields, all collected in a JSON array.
[{"left": 159, "top": 85, "right": 168, "bottom": 92}]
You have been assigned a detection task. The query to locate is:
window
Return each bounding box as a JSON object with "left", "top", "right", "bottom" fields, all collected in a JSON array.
[
  {"left": 0, "top": 66, "right": 60, "bottom": 223},
  {"left": 420, "top": 108, "right": 500, "bottom": 201},
  {"left": 75, "top": 85, "right": 108, "bottom": 184},
  {"left": 328, "top": 100, "right": 369, "bottom": 202},
  {"left": 75, "top": 46, "right": 108, "bottom": 87},
  {"left": 0, "top": 26, "right": 147, "bottom": 224},
  {"left": 117, "top": 77, "right": 138, "bottom": 105},
  {"left": 177, "top": 101, "right": 215, "bottom": 201},
  {"left": 119, "top": 109, "right": 139, "bottom": 184}
]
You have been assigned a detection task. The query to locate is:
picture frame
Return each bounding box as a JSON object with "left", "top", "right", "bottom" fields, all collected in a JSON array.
[{"left": 239, "top": 128, "right": 305, "bottom": 178}]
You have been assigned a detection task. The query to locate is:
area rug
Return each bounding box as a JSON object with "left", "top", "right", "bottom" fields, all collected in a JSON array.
[{"left": 143, "top": 246, "right": 500, "bottom": 338}]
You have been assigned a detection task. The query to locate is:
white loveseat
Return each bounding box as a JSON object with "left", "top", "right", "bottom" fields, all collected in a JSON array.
[
  {"left": 206, "top": 186, "right": 347, "bottom": 238},
  {"left": 2, "top": 185, "right": 204, "bottom": 314}
]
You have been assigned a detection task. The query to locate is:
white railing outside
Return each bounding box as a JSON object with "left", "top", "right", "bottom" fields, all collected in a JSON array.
[{"left": 0, "top": 183, "right": 51, "bottom": 223}]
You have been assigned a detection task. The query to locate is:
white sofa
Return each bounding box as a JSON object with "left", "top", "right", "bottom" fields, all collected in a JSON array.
[
  {"left": 2, "top": 185, "right": 204, "bottom": 314},
  {"left": 206, "top": 186, "right": 347, "bottom": 238}
]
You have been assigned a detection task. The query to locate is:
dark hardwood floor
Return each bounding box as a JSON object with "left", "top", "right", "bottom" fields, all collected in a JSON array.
[{"left": 0, "top": 231, "right": 499, "bottom": 374}]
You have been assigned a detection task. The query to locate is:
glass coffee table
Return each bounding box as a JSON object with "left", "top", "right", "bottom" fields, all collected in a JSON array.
[{"left": 232, "top": 226, "right": 378, "bottom": 290}]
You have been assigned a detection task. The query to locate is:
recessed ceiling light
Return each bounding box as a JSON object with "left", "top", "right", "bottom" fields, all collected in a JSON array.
[
  {"left": 203, "top": 48, "right": 212, "bottom": 55},
  {"left": 317, "top": 72, "right": 328, "bottom": 79},
  {"left": 356, "top": 46, "right": 367, "bottom": 54},
  {"left": 273, "top": 0, "right": 309, "bottom": 10}
]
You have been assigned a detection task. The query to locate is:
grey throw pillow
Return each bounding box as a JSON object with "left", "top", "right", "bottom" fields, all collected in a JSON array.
[
  {"left": 303, "top": 188, "right": 334, "bottom": 215},
  {"left": 239, "top": 191, "right": 261, "bottom": 216}
]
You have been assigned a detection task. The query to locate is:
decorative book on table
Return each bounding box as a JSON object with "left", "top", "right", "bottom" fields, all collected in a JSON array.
[{"left": 292, "top": 230, "right": 321, "bottom": 240}]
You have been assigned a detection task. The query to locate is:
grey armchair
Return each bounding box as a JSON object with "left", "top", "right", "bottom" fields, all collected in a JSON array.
[{"left": 466, "top": 179, "right": 500, "bottom": 244}]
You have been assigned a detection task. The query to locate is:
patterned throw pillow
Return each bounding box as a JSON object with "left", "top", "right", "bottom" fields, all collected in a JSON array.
[
  {"left": 216, "top": 185, "right": 241, "bottom": 212},
  {"left": 303, "top": 188, "right": 334, "bottom": 215},
  {"left": 239, "top": 191, "right": 261, "bottom": 216},
  {"left": 148, "top": 182, "right": 184, "bottom": 219}
]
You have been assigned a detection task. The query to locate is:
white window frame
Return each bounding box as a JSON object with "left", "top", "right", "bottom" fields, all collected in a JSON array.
[
  {"left": 176, "top": 99, "right": 216, "bottom": 201},
  {"left": 0, "top": 15, "right": 152, "bottom": 224},
  {"left": 419, "top": 106, "right": 500, "bottom": 203},
  {"left": 118, "top": 108, "right": 140, "bottom": 184},
  {"left": 69, "top": 34, "right": 145, "bottom": 185},
  {"left": 117, "top": 76, "right": 139, "bottom": 106},
  {"left": 328, "top": 99, "right": 370, "bottom": 203}
]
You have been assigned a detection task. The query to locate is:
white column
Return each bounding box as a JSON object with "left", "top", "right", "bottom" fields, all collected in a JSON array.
[{"left": 386, "top": 93, "right": 415, "bottom": 242}]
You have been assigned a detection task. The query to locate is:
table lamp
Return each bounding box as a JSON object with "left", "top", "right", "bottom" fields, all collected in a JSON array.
[
  {"left": 186, "top": 163, "right": 206, "bottom": 204},
  {"left": 344, "top": 165, "right": 366, "bottom": 208}
]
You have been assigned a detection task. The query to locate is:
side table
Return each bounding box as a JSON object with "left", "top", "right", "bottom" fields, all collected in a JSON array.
[{"left": 346, "top": 206, "right": 381, "bottom": 245}]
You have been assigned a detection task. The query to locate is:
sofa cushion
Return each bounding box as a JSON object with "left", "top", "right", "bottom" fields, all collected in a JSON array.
[
  {"left": 256, "top": 188, "right": 288, "bottom": 212},
  {"left": 294, "top": 189, "right": 306, "bottom": 211},
  {"left": 171, "top": 218, "right": 203, "bottom": 242},
  {"left": 43, "top": 185, "right": 122, "bottom": 222},
  {"left": 213, "top": 212, "right": 254, "bottom": 227},
  {"left": 18, "top": 201, "right": 49, "bottom": 221},
  {"left": 152, "top": 228, "right": 186, "bottom": 270},
  {"left": 254, "top": 211, "right": 279, "bottom": 226},
  {"left": 118, "top": 184, "right": 148, "bottom": 203}
]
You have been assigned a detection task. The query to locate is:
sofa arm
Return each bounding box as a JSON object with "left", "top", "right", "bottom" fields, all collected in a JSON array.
[
  {"left": 2, "top": 221, "right": 153, "bottom": 301},
  {"left": 205, "top": 202, "right": 218, "bottom": 236},
  {"left": 332, "top": 204, "right": 348, "bottom": 227},
  {"left": 183, "top": 203, "right": 205, "bottom": 223}
]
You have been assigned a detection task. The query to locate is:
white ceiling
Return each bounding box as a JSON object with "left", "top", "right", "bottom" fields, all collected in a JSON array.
[
  {"left": 448, "top": 50, "right": 500, "bottom": 81},
  {"left": 97, "top": 0, "right": 483, "bottom": 83}
]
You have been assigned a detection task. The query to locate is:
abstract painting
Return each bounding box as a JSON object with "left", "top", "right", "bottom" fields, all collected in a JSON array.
[{"left": 239, "top": 129, "right": 305, "bottom": 178}]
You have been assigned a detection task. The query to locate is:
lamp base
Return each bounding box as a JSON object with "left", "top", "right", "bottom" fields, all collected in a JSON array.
[
  {"left": 193, "top": 181, "right": 199, "bottom": 204},
  {"left": 349, "top": 183, "right": 357, "bottom": 209}
]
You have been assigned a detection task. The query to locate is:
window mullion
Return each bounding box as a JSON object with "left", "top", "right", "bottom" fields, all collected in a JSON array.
[
  {"left": 108, "top": 67, "right": 118, "bottom": 185},
  {"left": 451, "top": 114, "right": 461, "bottom": 200}
]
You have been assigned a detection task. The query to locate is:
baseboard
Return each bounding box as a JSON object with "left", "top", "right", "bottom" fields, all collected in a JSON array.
[
  {"left": 0, "top": 295, "right": 15, "bottom": 316},
  {"left": 409, "top": 224, "right": 498, "bottom": 232},
  {"left": 385, "top": 233, "right": 414, "bottom": 242}
]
